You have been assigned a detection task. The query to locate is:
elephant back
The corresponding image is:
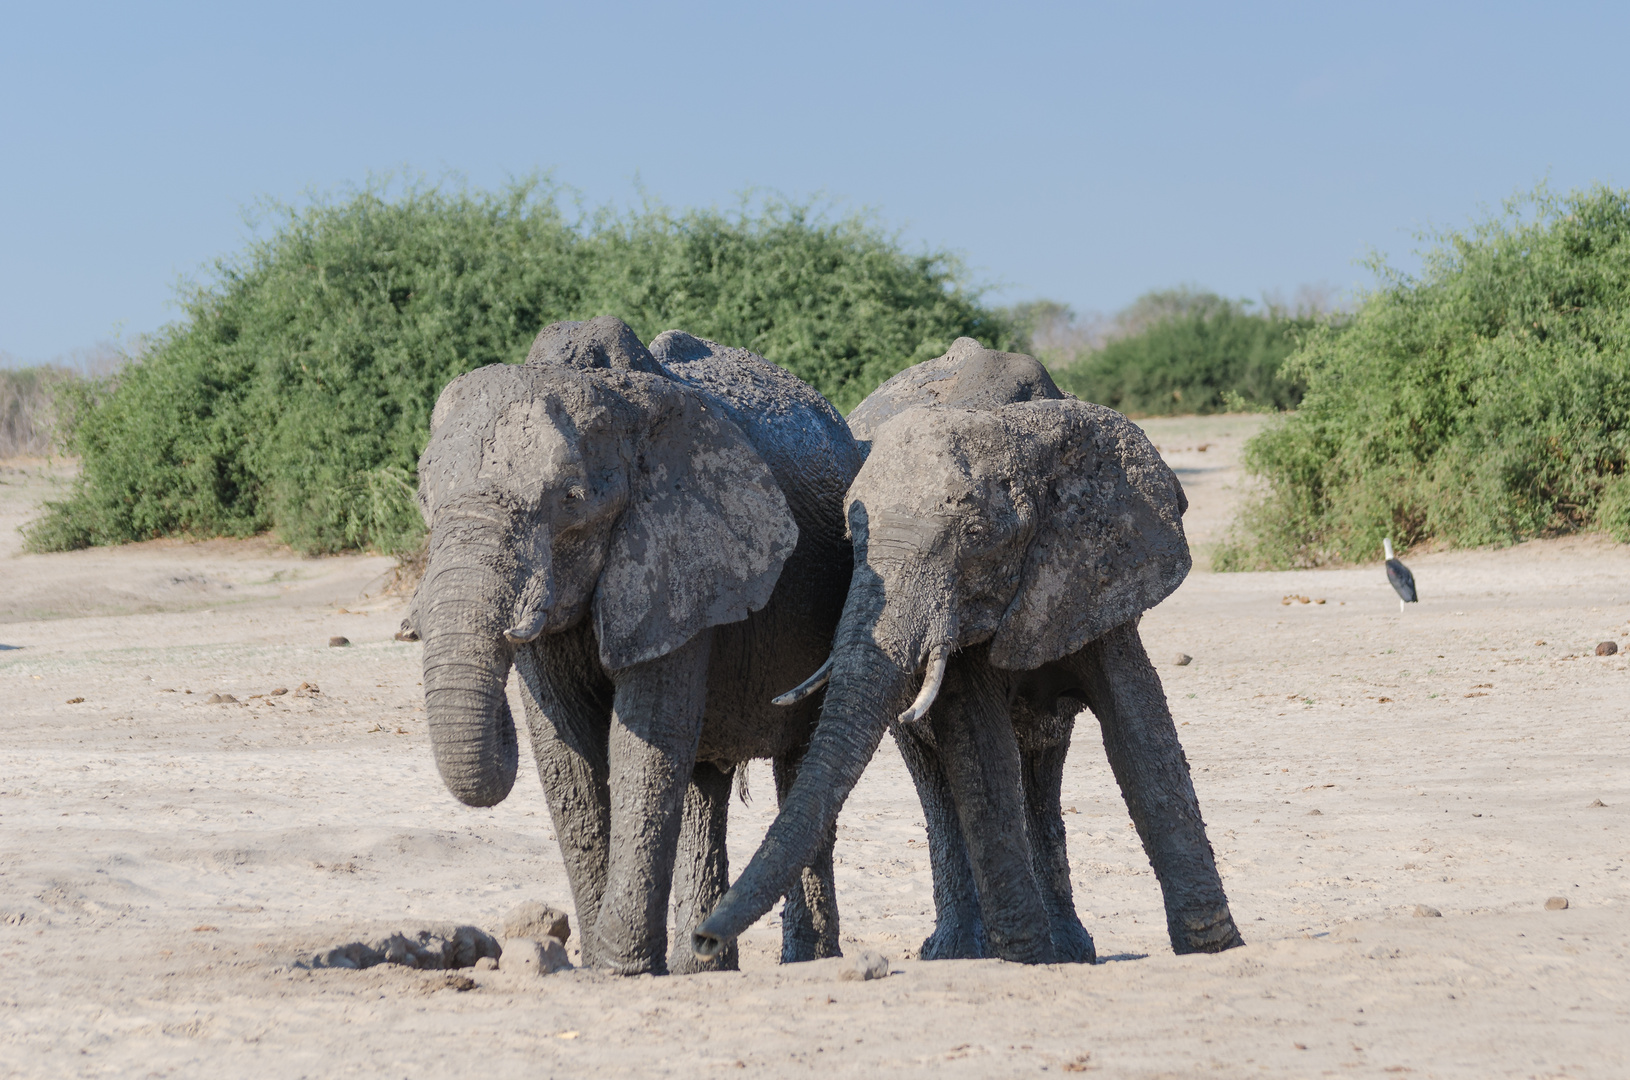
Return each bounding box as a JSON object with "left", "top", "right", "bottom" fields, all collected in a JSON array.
[
  {"left": 649, "top": 331, "right": 864, "bottom": 523},
  {"left": 847, "top": 338, "right": 1066, "bottom": 444}
]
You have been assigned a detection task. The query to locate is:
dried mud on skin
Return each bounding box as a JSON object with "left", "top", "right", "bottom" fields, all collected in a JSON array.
[{"left": 1, "top": 435, "right": 1627, "bottom": 1078}]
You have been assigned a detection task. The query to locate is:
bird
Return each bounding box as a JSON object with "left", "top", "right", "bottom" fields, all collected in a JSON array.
[{"left": 1383, "top": 538, "right": 1417, "bottom": 611}]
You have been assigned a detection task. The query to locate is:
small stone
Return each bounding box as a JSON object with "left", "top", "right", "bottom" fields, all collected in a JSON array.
[
  {"left": 269, "top": 687, "right": 288, "bottom": 696},
  {"left": 206, "top": 693, "right": 238, "bottom": 704},
  {"left": 1377, "top": 697, "right": 1392, "bottom": 703},
  {"left": 329, "top": 636, "right": 351, "bottom": 648},
  {"left": 839, "top": 950, "right": 890, "bottom": 981},
  {"left": 1412, "top": 905, "right": 1442, "bottom": 918},
  {"left": 1545, "top": 896, "right": 1569, "bottom": 910},
  {"left": 65, "top": 697, "right": 84, "bottom": 704},
  {"left": 443, "top": 974, "right": 477, "bottom": 991},
  {"left": 501, "top": 936, "right": 572, "bottom": 976},
  {"left": 1306, "top": 809, "right": 1323, "bottom": 816},
  {"left": 1173, "top": 654, "right": 1193, "bottom": 666},
  {"left": 1595, "top": 641, "right": 1618, "bottom": 656},
  {"left": 1588, "top": 799, "right": 1606, "bottom": 807},
  {"left": 1297, "top": 596, "right": 1311, "bottom": 604},
  {"left": 502, "top": 901, "right": 571, "bottom": 944},
  {"left": 1315, "top": 598, "right": 1327, "bottom": 605},
  {"left": 474, "top": 956, "right": 499, "bottom": 971}
]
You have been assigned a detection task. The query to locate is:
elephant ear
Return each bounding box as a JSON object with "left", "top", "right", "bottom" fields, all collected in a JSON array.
[
  {"left": 988, "top": 399, "right": 1191, "bottom": 671},
  {"left": 593, "top": 379, "right": 799, "bottom": 672}
]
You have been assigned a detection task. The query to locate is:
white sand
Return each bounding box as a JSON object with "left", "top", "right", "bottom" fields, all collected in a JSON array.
[{"left": 1, "top": 426, "right": 1625, "bottom": 1078}]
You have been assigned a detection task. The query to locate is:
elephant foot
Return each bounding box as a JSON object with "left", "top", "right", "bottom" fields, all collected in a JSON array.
[
  {"left": 1167, "top": 904, "right": 1245, "bottom": 954},
  {"left": 1049, "top": 919, "right": 1097, "bottom": 965},
  {"left": 916, "top": 915, "right": 985, "bottom": 960},
  {"left": 987, "top": 928, "right": 1057, "bottom": 966},
  {"left": 669, "top": 940, "right": 738, "bottom": 975},
  {"left": 589, "top": 936, "right": 669, "bottom": 976}
]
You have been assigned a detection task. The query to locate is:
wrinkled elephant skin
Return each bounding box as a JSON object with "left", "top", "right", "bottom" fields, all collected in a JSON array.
[
  {"left": 409, "top": 317, "right": 862, "bottom": 974},
  {"left": 698, "top": 338, "right": 1243, "bottom": 963}
]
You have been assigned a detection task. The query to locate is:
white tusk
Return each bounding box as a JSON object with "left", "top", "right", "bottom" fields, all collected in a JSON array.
[
  {"left": 896, "top": 644, "right": 950, "bottom": 725},
  {"left": 503, "top": 608, "right": 549, "bottom": 645},
  {"left": 772, "top": 657, "right": 833, "bottom": 706}
]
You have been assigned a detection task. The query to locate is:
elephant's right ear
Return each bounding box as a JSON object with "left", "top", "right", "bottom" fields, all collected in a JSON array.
[
  {"left": 593, "top": 382, "right": 798, "bottom": 672},
  {"left": 988, "top": 400, "right": 1191, "bottom": 671}
]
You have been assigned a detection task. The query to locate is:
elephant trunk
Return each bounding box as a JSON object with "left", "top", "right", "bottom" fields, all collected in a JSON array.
[
  {"left": 419, "top": 524, "right": 522, "bottom": 808},
  {"left": 694, "top": 544, "right": 947, "bottom": 957}
]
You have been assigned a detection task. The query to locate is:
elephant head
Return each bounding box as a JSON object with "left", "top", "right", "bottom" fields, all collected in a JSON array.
[
  {"left": 403, "top": 318, "right": 797, "bottom": 807},
  {"left": 693, "top": 394, "right": 1189, "bottom": 955}
]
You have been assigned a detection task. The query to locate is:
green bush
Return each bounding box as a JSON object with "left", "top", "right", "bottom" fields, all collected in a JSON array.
[
  {"left": 1216, "top": 184, "right": 1630, "bottom": 570},
  {"left": 1045, "top": 289, "right": 1315, "bottom": 415},
  {"left": 28, "top": 180, "right": 1013, "bottom": 555}
]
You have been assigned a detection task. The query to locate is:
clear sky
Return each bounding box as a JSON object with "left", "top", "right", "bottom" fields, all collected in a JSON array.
[{"left": 3, "top": 1, "right": 1627, "bottom": 362}]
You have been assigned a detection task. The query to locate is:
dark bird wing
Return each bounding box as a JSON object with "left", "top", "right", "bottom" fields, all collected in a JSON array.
[{"left": 1385, "top": 559, "right": 1418, "bottom": 603}]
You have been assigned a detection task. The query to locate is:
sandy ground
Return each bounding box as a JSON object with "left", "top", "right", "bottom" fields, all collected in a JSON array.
[{"left": 1, "top": 420, "right": 1626, "bottom": 1079}]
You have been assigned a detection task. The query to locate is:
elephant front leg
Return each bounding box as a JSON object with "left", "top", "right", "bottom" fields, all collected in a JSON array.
[
  {"left": 891, "top": 720, "right": 985, "bottom": 960},
  {"left": 1077, "top": 622, "right": 1244, "bottom": 954},
  {"left": 773, "top": 749, "right": 841, "bottom": 962},
  {"left": 596, "top": 630, "right": 713, "bottom": 975},
  {"left": 1016, "top": 709, "right": 1096, "bottom": 964},
  {"left": 930, "top": 653, "right": 1055, "bottom": 965},
  {"left": 511, "top": 637, "right": 613, "bottom": 968},
  {"left": 668, "top": 760, "right": 738, "bottom": 974}
]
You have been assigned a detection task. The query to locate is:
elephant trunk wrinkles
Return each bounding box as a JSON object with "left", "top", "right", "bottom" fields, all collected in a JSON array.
[
  {"left": 695, "top": 572, "right": 928, "bottom": 956},
  {"left": 420, "top": 534, "right": 522, "bottom": 808}
]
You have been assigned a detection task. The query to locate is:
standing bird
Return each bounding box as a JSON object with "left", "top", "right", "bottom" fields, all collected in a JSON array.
[{"left": 1383, "top": 538, "right": 1417, "bottom": 611}]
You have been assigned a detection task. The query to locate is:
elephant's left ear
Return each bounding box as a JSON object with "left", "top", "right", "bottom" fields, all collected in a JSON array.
[
  {"left": 594, "top": 381, "right": 799, "bottom": 672},
  {"left": 989, "top": 400, "right": 1191, "bottom": 671}
]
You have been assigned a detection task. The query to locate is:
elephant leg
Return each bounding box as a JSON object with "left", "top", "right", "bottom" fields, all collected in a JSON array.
[
  {"left": 891, "top": 720, "right": 985, "bottom": 960},
  {"left": 511, "top": 633, "right": 614, "bottom": 968},
  {"left": 667, "top": 760, "right": 738, "bottom": 974},
  {"left": 1016, "top": 707, "right": 1096, "bottom": 964},
  {"left": 773, "top": 748, "right": 841, "bottom": 962},
  {"left": 930, "top": 653, "right": 1055, "bottom": 964},
  {"left": 1075, "top": 622, "right": 1244, "bottom": 954},
  {"left": 595, "top": 629, "right": 713, "bottom": 975}
]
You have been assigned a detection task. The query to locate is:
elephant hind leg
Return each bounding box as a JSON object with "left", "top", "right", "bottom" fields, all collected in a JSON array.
[
  {"left": 1076, "top": 623, "right": 1244, "bottom": 954},
  {"left": 773, "top": 749, "right": 841, "bottom": 962},
  {"left": 668, "top": 760, "right": 738, "bottom": 974}
]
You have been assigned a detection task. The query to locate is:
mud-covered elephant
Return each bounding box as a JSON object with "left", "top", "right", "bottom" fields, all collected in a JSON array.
[
  {"left": 694, "top": 339, "right": 1244, "bottom": 964},
  {"left": 402, "top": 317, "right": 863, "bottom": 974}
]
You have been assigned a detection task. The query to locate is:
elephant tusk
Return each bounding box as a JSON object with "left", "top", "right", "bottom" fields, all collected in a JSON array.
[
  {"left": 503, "top": 608, "right": 549, "bottom": 645},
  {"left": 771, "top": 657, "right": 833, "bottom": 706},
  {"left": 895, "top": 644, "right": 950, "bottom": 725}
]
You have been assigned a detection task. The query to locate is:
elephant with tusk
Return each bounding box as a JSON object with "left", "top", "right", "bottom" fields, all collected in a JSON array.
[
  {"left": 403, "top": 316, "right": 863, "bottom": 974},
  {"left": 695, "top": 339, "right": 1244, "bottom": 964}
]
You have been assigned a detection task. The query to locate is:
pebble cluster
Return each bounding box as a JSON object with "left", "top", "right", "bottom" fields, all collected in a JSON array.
[{"left": 310, "top": 901, "right": 574, "bottom": 977}]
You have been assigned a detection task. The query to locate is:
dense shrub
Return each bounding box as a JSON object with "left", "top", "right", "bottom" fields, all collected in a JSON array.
[
  {"left": 28, "top": 181, "right": 1013, "bottom": 554},
  {"left": 1040, "top": 289, "right": 1316, "bottom": 415},
  {"left": 1217, "top": 184, "right": 1630, "bottom": 570}
]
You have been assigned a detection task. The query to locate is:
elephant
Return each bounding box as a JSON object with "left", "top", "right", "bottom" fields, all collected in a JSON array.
[
  {"left": 402, "top": 316, "right": 864, "bottom": 975},
  {"left": 694, "top": 338, "right": 1244, "bottom": 964}
]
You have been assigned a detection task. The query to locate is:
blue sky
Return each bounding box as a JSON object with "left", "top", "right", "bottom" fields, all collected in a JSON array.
[{"left": 3, "top": 1, "right": 1627, "bottom": 362}]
